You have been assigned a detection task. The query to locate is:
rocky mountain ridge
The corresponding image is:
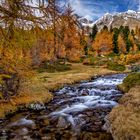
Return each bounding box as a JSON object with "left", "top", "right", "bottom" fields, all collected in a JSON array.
[{"left": 80, "top": 10, "right": 140, "bottom": 30}]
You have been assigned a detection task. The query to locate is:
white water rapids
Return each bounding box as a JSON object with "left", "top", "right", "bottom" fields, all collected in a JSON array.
[{"left": 0, "top": 74, "right": 127, "bottom": 140}]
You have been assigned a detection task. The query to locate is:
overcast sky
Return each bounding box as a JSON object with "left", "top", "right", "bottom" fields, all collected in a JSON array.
[{"left": 58, "top": 0, "right": 140, "bottom": 21}]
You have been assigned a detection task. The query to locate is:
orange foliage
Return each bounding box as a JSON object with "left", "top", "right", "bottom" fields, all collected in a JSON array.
[
  {"left": 59, "top": 7, "right": 84, "bottom": 62},
  {"left": 117, "top": 53, "right": 140, "bottom": 65},
  {"left": 118, "top": 34, "right": 126, "bottom": 53},
  {"left": 92, "top": 30, "right": 113, "bottom": 56},
  {"left": 128, "top": 34, "right": 138, "bottom": 52},
  {"left": 125, "top": 53, "right": 140, "bottom": 64}
]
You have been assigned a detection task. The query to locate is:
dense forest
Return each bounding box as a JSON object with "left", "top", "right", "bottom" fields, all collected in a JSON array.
[{"left": 0, "top": 0, "right": 140, "bottom": 140}]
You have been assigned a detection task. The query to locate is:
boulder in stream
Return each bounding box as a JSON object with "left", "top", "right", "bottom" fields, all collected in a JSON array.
[
  {"left": 28, "top": 102, "right": 45, "bottom": 111},
  {"left": 7, "top": 118, "right": 36, "bottom": 129},
  {"left": 57, "top": 116, "right": 71, "bottom": 129}
]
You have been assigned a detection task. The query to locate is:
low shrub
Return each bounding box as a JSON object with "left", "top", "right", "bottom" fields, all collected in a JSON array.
[
  {"left": 83, "top": 57, "right": 95, "bottom": 65},
  {"left": 107, "top": 53, "right": 119, "bottom": 58},
  {"left": 37, "top": 68, "right": 47, "bottom": 73},
  {"left": 0, "top": 74, "right": 20, "bottom": 99},
  {"left": 130, "top": 65, "right": 140, "bottom": 72},
  {"left": 37, "top": 62, "right": 72, "bottom": 73},
  {"left": 95, "top": 58, "right": 108, "bottom": 66},
  {"left": 125, "top": 53, "right": 140, "bottom": 64},
  {"left": 107, "top": 62, "right": 126, "bottom": 71},
  {"left": 83, "top": 58, "right": 90, "bottom": 65}
]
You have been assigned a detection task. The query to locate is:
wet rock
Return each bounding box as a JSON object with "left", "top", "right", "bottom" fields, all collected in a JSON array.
[
  {"left": 9, "top": 132, "right": 16, "bottom": 139},
  {"left": 61, "top": 131, "right": 73, "bottom": 140},
  {"left": 0, "top": 118, "right": 7, "bottom": 124},
  {"left": 13, "top": 135, "right": 31, "bottom": 140},
  {"left": 80, "top": 132, "right": 98, "bottom": 140},
  {"left": 57, "top": 116, "right": 70, "bottom": 129},
  {"left": 81, "top": 89, "right": 89, "bottom": 96},
  {"left": 28, "top": 102, "right": 45, "bottom": 111},
  {"left": 37, "top": 116, "right": 50, "bottom": 127},
  {"left": 31, "top": 131, "right": 41, "bottom": 139},
  {"left": 81, "top": 122, "right": 101, "bottom": 132},
  {"left": 8, "top": 128, "right": 29, "bottom": 140},
  {"left": 41, "top": 127, "right": 52, "bottom": 134},
  {"left": 0, "top": 136, "right": 8, "bottom": 140},
  {"left": 7, "top": 118, "right": 36, "bottom": 129},
  {"left": 0, "top": 130, "right": 10, "bottom": 140},
  {"left": 95, "top": 85, "right": 116, "bottom": 91},
  {"left": 15, "top": 128, "right": 29, "bottom": 136},
  {"left": 0, "top": 130, "right": 7, "bottom": 136},
  {"left": 102, "top": 116, "right": 111, "bottom": 132},
  {"left": 23, "top": 135, "right": 32, "bottom": 140},
  {"left": 90, "top": 116, "right": 98, "bottom": 122},
  {"left": 85, "top": 111, "right": 93, "bottom": 116},
  {"left": 55, "top": 132, "right": 62, "bottom": 140},
  {"left": 41, "top": 135, "right": 52, "bottom": 140},
  {"left": 43, "top": 118, "right": 50, "bottom": 126},
  {"left": 49, "top": 116, "right": 59, "bottom": 126},
  {"left": 41, "top": 134, "right": 55, "bottom": 140},
  {"left": 94, "top": 121, "right": 102, "bottom": 126}
]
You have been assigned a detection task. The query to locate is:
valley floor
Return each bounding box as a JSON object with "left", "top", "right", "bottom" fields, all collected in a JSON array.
[
  {"left": 0, "top": 63, "right": 118, "bottom": 118},
  {"left": 0, "top": 63, "right": 140, "bottom": 140}
]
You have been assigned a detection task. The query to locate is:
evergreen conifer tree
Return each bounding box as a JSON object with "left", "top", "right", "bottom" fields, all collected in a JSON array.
[
  {"left": 113, "top": 28, "right": 119, "bottom": 54},
  {"left": 90, "top": 24, "right": 98, "bottom": 40}
]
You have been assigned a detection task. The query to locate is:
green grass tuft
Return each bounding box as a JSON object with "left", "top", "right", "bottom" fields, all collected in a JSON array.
[
  {"left": 122, "top": 73, "right": 140, "bottom": 92},
  {"left": 107, "top": 62, "right": 126, "bottom": 71},
  {"left": 37, "top": 62, "right": 72, "bottom": 73}
]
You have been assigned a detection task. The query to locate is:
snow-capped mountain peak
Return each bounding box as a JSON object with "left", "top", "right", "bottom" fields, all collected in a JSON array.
[{"left": 80, "top": 10, "right": 140, "bottom": 31}]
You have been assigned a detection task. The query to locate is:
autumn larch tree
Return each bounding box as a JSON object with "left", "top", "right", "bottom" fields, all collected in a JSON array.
[
  {"left": 118, "top": 33, "right": 126, "bottom": 54},
  {"left": 0, "top": 0, "right": 45, "bottom": 99},
  {"left": 61, "top": 4, "right": 84, "bottom": 62},
  {"left": 47, "top": 0, "right": 61, "bottom": 62},
  {"left": 93, "top": 28, "right": 113, "bottom": 56}
]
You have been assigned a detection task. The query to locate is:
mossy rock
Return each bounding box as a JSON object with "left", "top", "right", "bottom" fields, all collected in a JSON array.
[{"left": 121, "top": 73, "right": 140, "bottom": 92}]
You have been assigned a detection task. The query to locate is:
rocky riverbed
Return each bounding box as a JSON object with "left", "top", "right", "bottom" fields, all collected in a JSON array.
[{"left": 0, "top": 74, "right": 126, "bottom": 140}]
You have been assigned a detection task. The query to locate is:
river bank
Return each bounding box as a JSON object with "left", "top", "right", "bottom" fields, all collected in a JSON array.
[
  {"left": 0, "top": 63, "right": 121, "bottom": 118},
  {"left": 105, "top": 72, "right": 140, "bottom": 140}
]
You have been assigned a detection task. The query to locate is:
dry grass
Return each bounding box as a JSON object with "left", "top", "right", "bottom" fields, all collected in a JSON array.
[
  {"left": 0, "top": 63, "right": 118, "bottom": 118},
  {"left": 108, "top": 86, "right": 140, "bottom": 140},
  {"left": 40, "top": 64, "right": 118, "bottom": 91}
]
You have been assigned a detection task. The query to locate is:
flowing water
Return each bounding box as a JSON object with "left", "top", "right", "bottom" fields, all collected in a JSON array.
[{"left": 0, "top": 74, "right": 126, "bottom": 140}]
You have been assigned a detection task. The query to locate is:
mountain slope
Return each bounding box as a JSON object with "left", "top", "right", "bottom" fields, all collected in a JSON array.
[{"left": 81, "top": 10, "right": 140, "bottom": 30}]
